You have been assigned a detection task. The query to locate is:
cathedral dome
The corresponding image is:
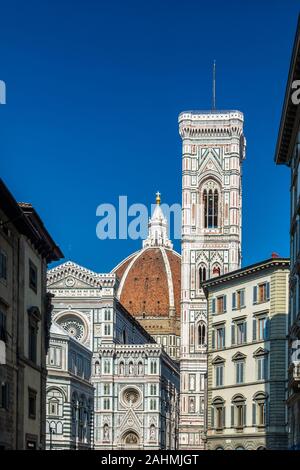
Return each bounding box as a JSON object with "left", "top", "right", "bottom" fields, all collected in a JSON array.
[
  {"left": 112, "top": 194, "right": 181, "bottom": 346},
  {"left": 113, "top": 245, "right": 181, "bottom": 320}
]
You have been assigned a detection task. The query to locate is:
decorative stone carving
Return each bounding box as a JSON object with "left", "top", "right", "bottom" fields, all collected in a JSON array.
[
  {"left": 59, "top": 316, "right": 85, "bottom": 341},
  {"left": 103, "top": 424, "right": 109, "bottom": 441},
  {"left": 65, "top": 276, "right": 76, "bottom": 287},
  {"left": 129, "top": 362, "right": 134, "bottom": 375},
  {"left": 123, "top": 432, "right": 139, "bottom": 446},
  {"left": 149, "top": 424, "right": 156, "bottom": 441},
  {"left": 122, "top": 387, "right": 141, "bottom": 407}
]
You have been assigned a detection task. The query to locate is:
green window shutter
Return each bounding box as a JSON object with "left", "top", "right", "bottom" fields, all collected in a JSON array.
[
  {"left": 224, "top": 295, "right": 227, "bottom": 312},
  {"left": 264, "top": 357, "right": 269, "bottom": 380},
  {"left": 257, "top": 358, "right": 261, "bottom": 380},
  {"left": 265, "top": 318, "right": 270, "bottom": 340},
  {"left": 222, "top": 406, "right": 226, "bottom": 429},
  {"left": 243, "top": 404, "right": 247, "bottom": 427},
  {"left": 232, "top": 292, "right": 236, "bottom": 309},
  {"left": 244, "top": 321, "right": 247, "bottom": 343},
  {"left": 212, "top": 298, "right": 216, "bottom": 314},
  {"left": 253, "top": 318, "right": 257, "bottom": 341},
  {"left": 211, "top": 407, "right": 215, "bottom": 428},
  {"left": 253, "top": 286, "right": 257, "bottom": 304},
  {"left": 252, "top": 403, "right": 256, "bottom": 426},
  {"left": 265, "top": 401, "right": 269, "bottom": 426},
  {"left": 241, "top": 289, "right": 245, "bottom": 307},
  {"left": 231, "top": 323, "right": 236, "bottom": 345},
  {"left": 266, "top": 282, "right": 270, "bottom": 301},
  {"left": 231, "top": 405, "right": 235, "bottom": 427}
]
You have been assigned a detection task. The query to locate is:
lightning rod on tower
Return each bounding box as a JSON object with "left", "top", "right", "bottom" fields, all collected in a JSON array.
[{"left": 212, "top": 60, "right": 216, "bottom": 110}]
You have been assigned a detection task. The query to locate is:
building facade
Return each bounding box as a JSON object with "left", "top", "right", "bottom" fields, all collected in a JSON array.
[
  {"left": 94, "top": 343, "right": 179, "bottom": 450},
  {"left": 275, "top": 16, "right": 300, "bottom": 450},
  {"left": 47, "top": 261, "right": 179, "bottom": 450},
  {"left": 0, "top": 179, "right": 63, "bottom": 450},
  {"left": 46, "top": 322, "right": 94, "bottom": 450},
  {"left": 203, "top": 258, "right": 289, "bottom": 450},
  {"left": 178, "top": 110, "right": 246, "bottom": 449}
]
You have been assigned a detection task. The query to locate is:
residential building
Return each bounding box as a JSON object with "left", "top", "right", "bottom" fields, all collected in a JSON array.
[
  {"left": 46, "top": 322, "right": 94, "bottom": 450},
  {"left": 203, "top": 258, "right": 289, "bottom": 450},
  {"left": 275, "top": 16, "right": 300, "bottom": 450},
  {"left": 178, "top": 110, "right": 246, "bottom": 449},
  {"left": 0, "top": 179, "right": 63, "bottom": 449}
]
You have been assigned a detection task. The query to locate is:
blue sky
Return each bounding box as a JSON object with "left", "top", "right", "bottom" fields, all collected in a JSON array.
[{"left": 0, "top": 0, "right": 298, "bottom": 272}]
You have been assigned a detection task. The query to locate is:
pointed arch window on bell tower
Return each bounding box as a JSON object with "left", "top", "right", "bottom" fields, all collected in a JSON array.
[
  {"left": 198, "top": 323, "right": 206, "bottom": 346},
  {"left": 208, "top": 189, "right": 213, "bottom": 227},
  {"left": 214, "top": 189, "right": 219, "bottom": 227},
  {"left": 203, "top": 187, "right": 219, "bottom": 229},
  {"left": 212, "top": 265, "right": 221, "bottom": 277},
  {"left": 199, "top": 266, "right": 207, "bottom": 287}
]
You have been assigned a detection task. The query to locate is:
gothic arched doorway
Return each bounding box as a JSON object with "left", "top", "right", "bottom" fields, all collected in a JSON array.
[{"left": 122, "top": 431, "right": 140, "bottom": 449}]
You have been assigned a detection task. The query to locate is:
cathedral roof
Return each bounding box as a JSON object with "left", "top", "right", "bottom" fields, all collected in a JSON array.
[
  {"left": 50, "top": 321, "right": 70, "bottom": 337},
  {"left": 112, "top": 194, "right": 181, "bottom": 322}
]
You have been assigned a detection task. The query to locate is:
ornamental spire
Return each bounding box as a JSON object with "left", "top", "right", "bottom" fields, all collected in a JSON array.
[
  {"left": 143, "top": 192, "right": 173, "bottom": 249},
  {"left": 156, "top": 191, "right": 161, "bottom": 205}
]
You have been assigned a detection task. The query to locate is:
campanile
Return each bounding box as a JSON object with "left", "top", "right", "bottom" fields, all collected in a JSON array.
[{"left": 178, "top": 110, "right": 246, "bottom": 449}]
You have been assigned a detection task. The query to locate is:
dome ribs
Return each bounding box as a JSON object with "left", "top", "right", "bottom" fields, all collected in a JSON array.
[{"left": 113, "top": 247, "right": 180, "bottom": 320}]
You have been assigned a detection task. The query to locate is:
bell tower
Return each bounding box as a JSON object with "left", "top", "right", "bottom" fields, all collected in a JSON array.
[{"left": 178, "top": 110, "right": 246, "bottom": 449}]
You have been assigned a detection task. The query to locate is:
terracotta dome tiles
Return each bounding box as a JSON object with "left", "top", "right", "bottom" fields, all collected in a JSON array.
[{"left": 113, "top": 247, "right": 181, "bottom": 319}]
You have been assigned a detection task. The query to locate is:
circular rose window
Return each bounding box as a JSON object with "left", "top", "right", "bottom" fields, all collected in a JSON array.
[
  {"left": 122, "top": 387, "right": 141, "bottom": 407},
  {"left": 57, "top": 314, "right": 87, "bottom": 342}
]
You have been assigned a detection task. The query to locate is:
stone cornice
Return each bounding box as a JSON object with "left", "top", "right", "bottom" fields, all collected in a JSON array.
[
  {"left": 47, "top": 261, "right": 118, "bottom": 289},
  {"left": 94, "top": 344, "right": 179, "bottom": 374},
  {"left": 178, "top": 110, "right": 244, "bottom": 140},
  {"left": 96, "top": 343, "right": 164, "bottom": 358},
  {"left": 202, "top": 258, "right": 290, "bottom": 292}
]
